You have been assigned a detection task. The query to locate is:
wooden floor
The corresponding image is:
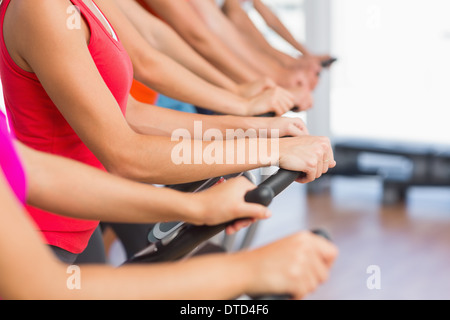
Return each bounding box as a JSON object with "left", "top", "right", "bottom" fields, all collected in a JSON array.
[{"left": 245, "top": 176, "right": 450, "bottom": 300}]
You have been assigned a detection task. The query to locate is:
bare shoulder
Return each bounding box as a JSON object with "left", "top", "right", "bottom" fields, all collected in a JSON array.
[
  {"left": 6, "top": 0, "right": 75, "bottom": 26},
  {"left": 4, "top": 0, "right": 88, "bottom": 69},
  {"left": 5, "top": 0, "right": 84, "bottom": 46}
]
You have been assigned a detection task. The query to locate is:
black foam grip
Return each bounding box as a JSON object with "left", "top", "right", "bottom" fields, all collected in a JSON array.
[
  {"left": 321, "top": 57, "right": 337, "bottom": 68},
  {"left": 244, "top": 185, "right": 275, "bottom": 207}
]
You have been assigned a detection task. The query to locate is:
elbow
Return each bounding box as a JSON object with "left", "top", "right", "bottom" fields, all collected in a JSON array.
[
  {"left": 181, "top": 31, "right": 211, "bottom": 52},
  {"left": 102, "top": 145, "right": 162, "bottom": 184},
  {"left": 109, "top": 163, "right": 166, "bottom": 185},
  {"left": 103, "top": 156, "right": 145, "bottom": 182},
  {"left": 131, "top": 51, "right": 160, "bottom": 86}
]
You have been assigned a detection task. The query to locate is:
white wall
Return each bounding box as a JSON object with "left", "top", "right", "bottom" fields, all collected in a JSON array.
[{"left": 330, "top": 0, "right": 450, "bottom": 145}]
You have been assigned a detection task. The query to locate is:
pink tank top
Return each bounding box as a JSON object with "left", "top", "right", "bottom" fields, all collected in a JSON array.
[
  {"left": 0, "top": 112, "right": 26, "bottom": 205},
  {"left": 0, "top": 0, "right": 133, "bottom": 253}
]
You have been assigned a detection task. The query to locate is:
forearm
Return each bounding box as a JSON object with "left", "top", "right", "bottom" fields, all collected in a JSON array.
[
  {"left": 114, "top": 0, "right": 239, "bottom": 93},
  {"left": 158, "top": 38, "right": 239, "bottom": 93},
  {"left": 16, "top": 142, "right": 200, "bottom": 224},
  {"left": 149, "top": 22, "right": 239, "bottom": 93},
  {"left": 60, "top": 110, "right": 273, "bottom": 185},
  {"left": 133, "top": 51, "right": 249, "bottom": 114},
  {"left": 71, "top": 253, "right": 251, "bottom": 300},
  {"left": 95, "top": 0, "right": 247, "bottom": 109},
  {"left": 29, "top": 252, "right": 251, "bottom": 300},
  {"left": 143, "top": 0, "right": 261, "bottom": 83},
  {"left": 189, "top": 0, "right": 284, "bottom": 79},
  {"left": 111, "top": 133, "right": 275, "bottom": 185},
  {"left": 126, "top": 97, "right": 278, "bottom": 136},
  {"left": 182, "top": 33, "right": 261, "bottom": 84},
  {"left": 0, "top": 173, "right": 251, "bottom": 300}
]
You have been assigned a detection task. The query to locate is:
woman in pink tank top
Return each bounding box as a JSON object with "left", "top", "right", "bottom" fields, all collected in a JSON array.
[
  {"left": 0, "top": 112, "right": 27, "bottom": 205},
  {"left": 0, "top": 0, "right": 334, "bottom": 259},
  {"left": 0, "top": 111, "right": 337, "bottom": 300}
]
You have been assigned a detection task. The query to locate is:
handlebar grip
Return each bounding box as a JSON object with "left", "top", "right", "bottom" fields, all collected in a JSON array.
[
  {"left": 261, "top": 169, "right": 303, "bottom": 195},
  {"left": 244, "top": 169, "right": 302, "bottom": 206},
  {"left": 244, "top": 185, "right": 274, "bottom": 207},
  {"left": 321, "top": 57, "right": 337, "bottom": 68},
  {"left": 256, "top": 107, "right": 300, "bottom": 118}
]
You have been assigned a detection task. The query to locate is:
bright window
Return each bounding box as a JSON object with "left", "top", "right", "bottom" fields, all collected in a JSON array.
[{"left": 330, "top": 0, "right": 450, "bottom": 145}]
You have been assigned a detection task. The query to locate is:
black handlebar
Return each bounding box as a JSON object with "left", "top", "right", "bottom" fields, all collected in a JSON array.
[
  {"left": 125, "top": 169, "right": 304, "bottom": 264},
  {"left": 321, "top": 57, "right": 337, "bottom": 68},
  {"left": 256, "top": 106, "right": 300, "bottom": 118},
  {"left": 245, "top": 169, "right": 303, "bottom": 206}
]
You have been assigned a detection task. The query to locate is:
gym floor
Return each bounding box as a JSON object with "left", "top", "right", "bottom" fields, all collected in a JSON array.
[{"left": 248, "top": 175, "right": 450, "bottom": 300}]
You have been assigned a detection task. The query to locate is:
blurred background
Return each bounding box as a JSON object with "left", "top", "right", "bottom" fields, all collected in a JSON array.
[{"left": 242, "top": 0, "right": 450, "bottom": 300}]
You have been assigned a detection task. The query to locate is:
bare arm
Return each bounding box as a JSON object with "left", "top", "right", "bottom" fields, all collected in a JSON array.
[
  {"left": 100, "top": 0, "right": 295, "bottom": 116},
  {"left": 222, "top": 0, "right": 299, "bottom": 68},
  {"left": 142, "top": 0, "right": 262, "bottom": 83},
  {"left": 125, "top": 94, "right": 302, "bottom": 136},
  {"left": 0, "top": 168, "right": 337, "bottom": 300},
  {"left": 188, "top": 0, "right": 312, "bottom": 89},
  {"left": 16, "top": 141, "right": 270, "bottom": 227},
  {"left": 114, "top": 0, "right": 240, "bottom": 94},
  {"left": 5, "top": 0, "right": 333, "bottom": 185},
  {"left": 117, "top": 0, "right": 301, "bottom": 100},
  {"left": 189, "top": 0, "right": 286, "bottom": 82},
  {"left": 4, "top": 0, "right": 262, "bottom": 184},
  {"left": 97, "top": 0, "right": 257, "bottom": 115}
]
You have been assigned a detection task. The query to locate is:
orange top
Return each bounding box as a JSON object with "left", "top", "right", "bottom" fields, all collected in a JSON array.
[
  {"left": 129, "top": 0, "right": 161, "bottom": 104},
  {"left": 130, "top": 79, "right": 159, "bottom": 105}
]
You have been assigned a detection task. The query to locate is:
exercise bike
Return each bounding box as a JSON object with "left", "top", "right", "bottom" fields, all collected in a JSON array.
[{"left": 122, "top": 168, "right": 330, "bottom": 300}]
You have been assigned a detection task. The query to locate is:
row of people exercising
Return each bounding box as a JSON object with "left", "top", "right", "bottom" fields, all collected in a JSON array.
[{"left": 0, "top": 0, "right": 337, "bottom": 299}]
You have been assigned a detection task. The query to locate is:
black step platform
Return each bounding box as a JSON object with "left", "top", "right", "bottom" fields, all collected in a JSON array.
[{"left": 326, "top": 138, "right": 450, "bottom": 203}]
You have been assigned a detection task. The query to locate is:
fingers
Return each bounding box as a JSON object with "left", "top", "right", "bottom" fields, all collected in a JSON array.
[
  {"left": 288, "top": 86, "right": 313, "bottom": 112},
  {"left": 228, "top": 177, "right": 272, "bottom": 220},
  {"left": 291, "top": 232, "right": 338, "bottom": 299},
  {"left": 282, "top": 136, "right": 335, "bottom": 184},
  {"left": 260, "top": 76, "right": 277, "bottom": 90},
  {"left": 268, "top": 232, "right": 337, "bottom": 300},
  {"left": 294, "top": 119, "right": 309, "bottom": 135},
  {"left": 296, "top": 95, "right": 313, "bottom": 112},
  {"left": 316, "top": 159, "right": 323, "bottom": 179},
  {"left": 286, "top": 120, "right": 309, "bottom": 137},
  {"left": 238, "top": 201, "right": 272, "bottom": 220},
  {"left": 249, "top": 86, "right": 295, "bottom": 116},
  {"left": 322, "top": 155, "right": 329, "bottom": 176},
  {"left": 225, "top": 218, "right": 257, "bottom": 235},
  {"left": 273, "top": 88, "right": 295, "bottom": 116}
]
